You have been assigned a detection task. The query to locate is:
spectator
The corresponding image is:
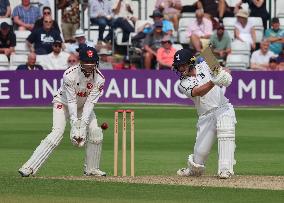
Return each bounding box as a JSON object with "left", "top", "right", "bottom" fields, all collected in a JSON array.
[
  {"left": 65, "top": 29, "right": 95, "bottom": 54},
  {"left": 113, "top": 56, "right": 135, "bottom": 70},
  {"left": 37, "top": 0, "right": 51, "bottom": 16},
  {"left": 156, "top": 35, "right": 176, "bottom": 70},
  {"left": 150, "top": 10, "right": 174, "bottom": 36},
  {"left": 143, "top": 21, "right": 165, "bottom": 70},
  {"left": 98, "top": 48, "right": 113, "bottom": 69},
  {"left": 264, "top": 17, "right": 284, "bottom": 55},
  {"left": 267, "top": 57, "right": 280, "bottom": 71},
  {"left": 17, "top": 52, "right": 43, "bottom": 70},
  {"left": 27, "top": 15, "right": 62, "bottom": 55},
  {"left": 90, "top": 0, "right": 113, "bottom": 44},
  {"left": 38, "top": 40, "right": 70, "bottom": 70},
  {"left": 196, "top": 0, "right": 226, "bottom": 20},
  {"left": 250, "top": 40, "right": 277, "bottom": 70},
  {"left": 188, "top": 9, "right": 213, "bottom": 54},
  {"left": 275, "top": 48, "right": 284, "bottom": 70},
  {"left": 0, "top": 0, "right": 11, "bottom": 18},
  {"left": 0, "top": 22, "right": 16, "bottom": 57},
  {"left": 209, "top": 23, "right": 231, "bottom": 61},
  {"left": 131, "top": 10, "right": 174, "bottom": 46},
  {"left": 67, "top": 53, "right": 79, "bottom": 67},
  {"left": 57, "top": 0, "right": 80, "bottom": 43},
  {"left": 12, "top": 0, "right": 41, "bottom": 31},
  {"left": 235, "top": 0, "right": 269, "bottom": 29},
  {"left": 112, "top": 0, "right": 135, "bottom": 42},
  {"left": 34, "top": 6, "right": 60, "bottom": 32},
  {"left": 155, "top": 0, "right": 182, "bottom": 30},
  {"left": 234, "top": 9, "right": 256, "bottom": 50}
]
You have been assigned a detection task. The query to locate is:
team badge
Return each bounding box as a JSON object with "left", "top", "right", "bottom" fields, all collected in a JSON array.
[
  {"left": 87, "top": 50, "right": 93, "bottom": 58},
  {"left": 56, "top": 104, "right": 63, "bottom": 109},
  {"left": 87, "top": 83, "right": 93, "bottom": 89}
]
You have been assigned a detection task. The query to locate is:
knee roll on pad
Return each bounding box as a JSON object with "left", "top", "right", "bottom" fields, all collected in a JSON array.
[
  {"left": 88, "top": 126, "right": 103, "bottom": 144},
  {"left": 187, "top": 154, "right": 205, "bottom": 176}
]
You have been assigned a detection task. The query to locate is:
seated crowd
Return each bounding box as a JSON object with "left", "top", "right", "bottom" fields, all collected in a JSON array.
[{"left": 0, "top": 0, "right": 283, "bottom": 71}]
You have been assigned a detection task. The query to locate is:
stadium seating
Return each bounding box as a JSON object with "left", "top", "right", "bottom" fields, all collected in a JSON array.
[
  {"left": 0, "top": 54, "right": 10, "bottom": 70},
  {"left": 15, "top": 30, "right": 31, "bottom": 43},
  {"left": 9, "top": 54, "right": 28, "bottom": 70},
  {"left": 178, "top": 17, "right": 195, "bottom": 44},
  {"left": 0, "top": 18, "right": 12, "bottom": 25},
  {"left": 231, "top": 40, "right": 251, "bottom": 55},
  {"left": 226, "top": 54, "right": 250, "bottom": 70},
  {"left": 14, "top": 42, "right": 30, "bottom": 55}
]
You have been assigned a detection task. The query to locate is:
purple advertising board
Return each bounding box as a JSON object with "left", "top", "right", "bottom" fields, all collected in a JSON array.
[{"left": 0, "top": 70, "right": 284, "bottom": 107}]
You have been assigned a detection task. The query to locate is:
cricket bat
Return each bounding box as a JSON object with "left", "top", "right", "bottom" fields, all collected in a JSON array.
[{"left": 199, "top": 45, "right": 221, "bottom": 76}]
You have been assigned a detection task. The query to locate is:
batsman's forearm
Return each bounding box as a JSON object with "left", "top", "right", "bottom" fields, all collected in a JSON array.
[{"left": 192, "top": 81, "right": 215, "bottom": 97}]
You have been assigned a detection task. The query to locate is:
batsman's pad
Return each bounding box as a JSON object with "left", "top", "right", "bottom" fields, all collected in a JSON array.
[
  {"left": 187, "top": 154, "right": 205, "bottom": 176},
  {"left": 88, "top": 126, "right": 104, "bottom": 144},
  {"left": 217, "top": 114, "right": 236, "bottom": 176},
  {"left": 211, "top": 69, "right": 232, "bottom": 87}
]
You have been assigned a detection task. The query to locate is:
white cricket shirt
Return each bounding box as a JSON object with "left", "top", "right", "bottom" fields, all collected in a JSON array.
[
  {"left": 178, "top": 61, "right": 229, "bottom": 116},
  {"left": 53, "top": 64, "right": 105, "bottom": 123}
]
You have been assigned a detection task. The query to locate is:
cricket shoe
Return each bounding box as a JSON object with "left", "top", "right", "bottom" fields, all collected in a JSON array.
[
  {"left": 218, "top": 170, "right": 233, "bottom": 179},
  {"left": 177, "top": 168, "right": 194, "bottom": 177},
  {"left": 18, "top": 167, "right": 33, "bottom": 177},
  {"left": 84, "top": 168, "right": 106, "bottom": 177}
]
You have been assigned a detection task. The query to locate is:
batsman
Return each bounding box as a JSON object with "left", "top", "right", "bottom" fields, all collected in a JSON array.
[
  {"left": 173, "top": 48, "right": 236, "bottom": 179},
  {"left": 18, "top": 46, "right": 106, "bottom": 177}
]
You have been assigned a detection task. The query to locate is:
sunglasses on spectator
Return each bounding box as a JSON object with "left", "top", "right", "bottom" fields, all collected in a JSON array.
[
  {"left": 162, "top": 41, "right": 171, "bottom": 44},
  {"left": 44, "top": 21, "right": 52, "bottom": 23},
  {"left": 53, "top": 44, "right": 62, "bottom": 47},
  {"left": 43, "top": 11, "right": 51, "bottom": 15},
  {"left": 68, "top": 60, "right": 77, "bottom": 63}
]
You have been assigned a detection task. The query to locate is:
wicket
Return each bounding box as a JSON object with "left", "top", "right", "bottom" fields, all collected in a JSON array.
[{"left": 114, "top": 109, "right": 135, "bottom": 177}]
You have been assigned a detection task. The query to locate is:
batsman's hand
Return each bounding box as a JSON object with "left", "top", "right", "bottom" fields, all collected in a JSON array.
[
  {"left": 211, "top": 69, "right": 232, "bottom": 87},
  {"left": 70, "top": 120, "right": 87, "bottom": 147}
]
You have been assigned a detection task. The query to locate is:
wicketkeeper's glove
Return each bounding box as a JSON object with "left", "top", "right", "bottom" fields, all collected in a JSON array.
[
  {"left": 211, "top": 69, "right": 232, "bottom": 87},
  {"left": 70, "top": 119, "right": 87, "bottom": 147}
]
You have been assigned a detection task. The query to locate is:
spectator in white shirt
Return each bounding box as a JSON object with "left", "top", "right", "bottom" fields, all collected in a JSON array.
[
  {"left": 39, "top": 40, "right": 70, "bottom": 69},
  {"left": 250, "top": 40, "right": 277, "bottom": 70},
  {"left": 234, "top": 9, "right": 256, "bottom": 50}
]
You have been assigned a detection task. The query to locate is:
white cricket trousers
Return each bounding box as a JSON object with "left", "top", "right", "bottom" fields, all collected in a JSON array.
[
  {"left": 193, "top": 103, "right": 236, "bottom": 165},
  {"left": 20, "top": 103, "right": 98, "bottom": 174}
]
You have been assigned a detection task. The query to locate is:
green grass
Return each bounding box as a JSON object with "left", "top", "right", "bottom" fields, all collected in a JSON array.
[{"left": 0, "top": 105, "right": 284, "bottom": 202}]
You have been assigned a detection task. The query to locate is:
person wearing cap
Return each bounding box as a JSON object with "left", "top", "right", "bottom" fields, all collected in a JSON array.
[
  {"left": 33, "top": 6, "right": 60, "bottom": 33},
  {"left": 57, "top": 0, "right": 80, "bottom": 43},
  {"left": 250, "top": 39, "right": 277, "bottom": 70},
  {"left": 12, "top": 0, "right": 41, "bottom": 31},
  {"left": 156, "top": 35, "right": 176, "bottom": 69},
  {"left": 143, "top": 21, "right": 166, "bottom": 69},
  {"left": 27, "top": 15, "right": 62, "bottom": 55},
  {"left": 264, "top": 17, "right": 284, "bottom": 55},
  {"left": 17, "top": 52, "right": 43, "bottom": 70},
  {"left": 234, "top": 9, "right": 256, "bottom": 50},
  {"left": 98, "top": 48, "right": 113, "bottom": 69},
  {"left": 267, "top": 57, "right": 280, "bottom": 71},
  {"left": 38, "top": 40, "right": 70, "bottom": 70},
  {"left": 65, "top": 29, "right": 95, "bottom": 54},
  {"left": 90, "top": 0, "right": 114, "bottom": 43},
  {"left": 19, "top": 46, "right": 107, "bottom": 178},
  {"left": 172, "top": 48, "right": 236, "bottom": 179},
  {"left": 235, "top": 0, "right": 269, "bottom": 29},
  {"left": 188, "top": 9, "right": 213, "bottom": 54},
  {"left": 0, "top": 22, "right": 16, "bottom": 57},
  {"left": 209, "top": 23, "right": 231, "bottom": 61},
  {"left": 0, "top": 0, "right": 11, "bottom": 18},
  {"left": 155, "top": 0, "right": 182, "bottom": 30}
]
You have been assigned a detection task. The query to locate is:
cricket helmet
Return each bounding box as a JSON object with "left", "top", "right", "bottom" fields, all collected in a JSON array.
[
  {"left": 79, "top": 46, "right": 99, "bottom": 75},
  {"left": 172, "top": 49, "right": 196, "bottom": 69}
]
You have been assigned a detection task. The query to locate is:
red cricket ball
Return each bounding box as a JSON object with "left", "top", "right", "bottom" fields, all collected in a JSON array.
[{"left": 101, "top": 122, "right": 108, "bottom": 130}]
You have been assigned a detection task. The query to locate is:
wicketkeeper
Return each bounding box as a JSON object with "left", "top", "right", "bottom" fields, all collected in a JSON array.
[
  {"left": 173, "top": 49, "right": 237, "bottom": 179},
  {"left": 19, "top": 46, "right": 106, "bottom": 177}
]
